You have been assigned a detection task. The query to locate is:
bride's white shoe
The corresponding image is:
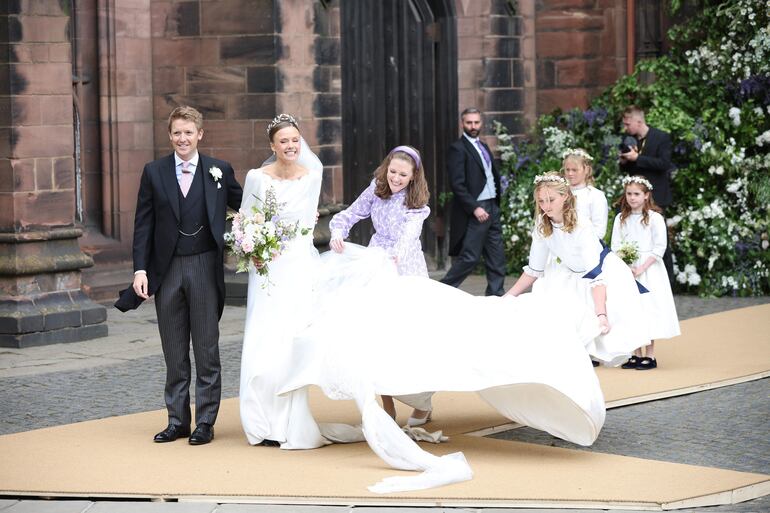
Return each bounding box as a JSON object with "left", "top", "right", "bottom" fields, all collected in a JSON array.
[{"left": 406, "top": 412, "right": 432, "bottom": 427}]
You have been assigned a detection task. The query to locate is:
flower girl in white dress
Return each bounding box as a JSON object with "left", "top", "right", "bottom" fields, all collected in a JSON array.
[
  {"left": 505, "top": 172, "right": 649, "bottom": 365},
  {"left": 562, "top": 148, "right": 609, "bottom": 239},
  {"left": 611, "top": 176, "right": 680, "bottom": 370}
]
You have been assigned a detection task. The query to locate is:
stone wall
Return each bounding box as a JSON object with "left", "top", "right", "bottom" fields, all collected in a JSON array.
[
  {"left": 0, "top": 2, "right": 107, "bottom": 347},
  {"left": 535, "top": 0, "right": 627, "bottom": 115}
]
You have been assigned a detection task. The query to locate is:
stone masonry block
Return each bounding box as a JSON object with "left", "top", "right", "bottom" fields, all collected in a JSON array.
[
  {"left": 247, "top": 66, "right": 277, "bottom": 93},
  {"left": 556, "top": 59, "right": 600, "bottom": 87},
  {"left": 10, "top": 125, "right": 73, "bottom": 159},
  {"left": 227, "top": 94, "right": 276, "bottom": 120},
  {"left": 484, "top": 59, "right": 511, "bottom": 88},
  {"left": 220, "top": 36, "right": 276, "bottom": 65},
  {"left": 152, "top": 66, "right": 184, "bottom": 96},
  {"left": 186, "top": 66, "right": 246, "bottom": 94},
  {"left": 17, "top": 15, "right": 70, "bottom": 43},
  {"left": 10, "top": 62, "right": 71, "bottom": 94},
  {"left": 536, "top": 31, "right": 599, "bottom": 58},
  {"left": 537, "top": 13, "right": 605, "bottom": 32},
  {"left": 35, "top": 158, "right": 53, "bottom": 190},
  {"left": 486, "top": 89, "right": 524, "bottom": 112},
  {"left": 201, "top": 0, "right": 274, "bottom": 36}
]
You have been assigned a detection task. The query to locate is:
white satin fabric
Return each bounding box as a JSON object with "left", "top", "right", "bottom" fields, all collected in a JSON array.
[{"left": 275, "top": 244, "right": 606, "bottom": 492}]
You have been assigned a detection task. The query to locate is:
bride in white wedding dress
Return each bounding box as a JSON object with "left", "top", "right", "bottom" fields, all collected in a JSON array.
[
  {"left": 238, "top": 115, "right": 328, "bottom": 449},
  {"left": 238, "top": 116, "right": 606, "bottom": 492}
]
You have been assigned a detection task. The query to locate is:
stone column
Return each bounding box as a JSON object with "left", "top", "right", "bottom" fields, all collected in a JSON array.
[{"left": 0, "top": 4, "right": 107, "bottom": 347}]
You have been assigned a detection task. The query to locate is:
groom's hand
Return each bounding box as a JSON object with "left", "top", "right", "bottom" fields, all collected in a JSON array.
[{"left": 133, "top": 272, "right": 150, "bottom": 299}]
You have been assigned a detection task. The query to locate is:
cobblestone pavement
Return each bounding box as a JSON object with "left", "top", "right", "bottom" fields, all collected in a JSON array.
[{"left": 0, "top": 277, "right": 768, "bottom": 512}]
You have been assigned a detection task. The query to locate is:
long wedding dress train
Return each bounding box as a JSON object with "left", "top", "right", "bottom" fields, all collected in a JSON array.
[{"left": 276, "top": 244, "right": 607, "bottom": 492}]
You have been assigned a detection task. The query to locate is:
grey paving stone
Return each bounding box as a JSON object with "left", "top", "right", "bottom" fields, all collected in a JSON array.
[
  {"left": 87, "top": 501, "right": 217, "bottom": 512},
  {"left": 4, "top": 501, "right": 92, "bottom": 513},
  {"left": 216, "top": 505, "right": 351, "bottom": 513},
  {"left": 0, "top": 501, "right": 18, "bottom": 512}
]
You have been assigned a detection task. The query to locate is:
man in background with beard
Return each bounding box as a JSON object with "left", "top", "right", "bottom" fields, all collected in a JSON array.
[{"left": 440, "top": 108, "right": 506, "bottom": 296}]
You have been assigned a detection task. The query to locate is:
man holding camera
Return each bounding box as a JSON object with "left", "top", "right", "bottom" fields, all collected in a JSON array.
[{"left": 619, "top": 105, "right": 675, "bottom": 278}]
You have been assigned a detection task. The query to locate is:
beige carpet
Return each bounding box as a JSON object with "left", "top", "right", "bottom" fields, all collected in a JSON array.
[{"left": 1, "top": 305, "right": 768, "bottom": 509}]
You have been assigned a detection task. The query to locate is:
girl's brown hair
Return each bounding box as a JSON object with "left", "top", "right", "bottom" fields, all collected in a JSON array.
[
  {"left": 533, "top": 172, "right": 577, "bottom": 237},
  {"left": 373, "top": 147, "right": 430, "bottom": 209},
  {"left": 618, "top": 176, "right": 662, "bottom": 226}
]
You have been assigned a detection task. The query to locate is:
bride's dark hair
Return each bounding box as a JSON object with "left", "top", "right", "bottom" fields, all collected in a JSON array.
[{"left": 373, "top": 147, "right": 430, "bottom": 209}]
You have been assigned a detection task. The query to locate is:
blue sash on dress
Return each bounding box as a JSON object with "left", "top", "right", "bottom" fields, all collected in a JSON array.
[{"left": 583, "top": 243, "right": 649, "bottom": 294}]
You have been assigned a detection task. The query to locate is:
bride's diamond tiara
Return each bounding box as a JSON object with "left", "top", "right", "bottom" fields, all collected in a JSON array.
[{"left": 266, "top": 113, "right": 298, "bottom": 136}]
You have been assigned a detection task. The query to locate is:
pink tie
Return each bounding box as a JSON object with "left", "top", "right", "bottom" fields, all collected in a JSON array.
[{"left": 180, "top": 161, "right": 193, "bottom": 197}]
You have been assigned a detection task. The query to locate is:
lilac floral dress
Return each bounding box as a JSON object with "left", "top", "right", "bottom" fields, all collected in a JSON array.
[{"left": 330, "top": 180, "right": 430, "bottom": 277}]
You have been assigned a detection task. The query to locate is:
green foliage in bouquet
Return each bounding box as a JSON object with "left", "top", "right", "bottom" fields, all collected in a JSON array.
[{"left": 494, "top": 0, "right": 769, "bottom": 296}]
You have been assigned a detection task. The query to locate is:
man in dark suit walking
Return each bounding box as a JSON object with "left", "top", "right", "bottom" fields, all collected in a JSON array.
[
  {"left": 440, "top": 108, "right": 506, "bottom": 296},
  {"left": 619, "top": 105, "right": 675, "bottom": 278},
  {"left": 116, "top": 106, "right": 243, "bottom": 445}
]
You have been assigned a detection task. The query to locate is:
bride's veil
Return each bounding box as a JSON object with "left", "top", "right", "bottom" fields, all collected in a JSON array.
[{"left": 261, "top": 136, "right": 322, "bottom": 175}]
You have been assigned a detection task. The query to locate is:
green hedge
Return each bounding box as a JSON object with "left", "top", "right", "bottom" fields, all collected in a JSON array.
[{"left": 495, "top": 0, "right": 770, "bottom": 296}]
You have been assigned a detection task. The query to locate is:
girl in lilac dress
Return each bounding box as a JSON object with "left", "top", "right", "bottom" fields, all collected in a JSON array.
[{"left": 329, "top": 145, "right": 434, "bottom": 426}]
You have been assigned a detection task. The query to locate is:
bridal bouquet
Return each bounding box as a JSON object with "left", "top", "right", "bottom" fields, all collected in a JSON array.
[
  {"left": 225, "top": 186, "right": 310, "bottom": 276},
  {"left": 615, "top": 239, "right": 640, "bottom": 266}
]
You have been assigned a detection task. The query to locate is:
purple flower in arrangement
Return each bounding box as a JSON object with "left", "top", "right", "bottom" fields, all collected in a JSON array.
[
  {"left": 730, "top": 75, "right": 770, "bottom": 106},
  {"left": 674, "top": 141, "right": 689, "bottom": 155},
  {"left": 515, "top": 155, "right": 531, "bottom": 171},
  {"left": 500, "top": 175, "right": 510, "bottom": 193},
  {"left": 583, "top": 109, "right": 598, "bottom": 127}
]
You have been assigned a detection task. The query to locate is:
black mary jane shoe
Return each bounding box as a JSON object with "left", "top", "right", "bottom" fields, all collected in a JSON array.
[
  {"left": 621, "top": 356, "right": 641, "bottom": 369},
  {"left": 153, "top": 424, "right": 191, "bottom": 443},
  {"left": 636, "top": 357, "right": 657, "bottom": 370},
  {"left": 257, "top": 439, "right": 281, "bottom": 447},
  {"left": 189, "top": 423, "right": 215, "bottom": 445},
  {"left": 591, "top": 359, "right": 600, "bottom": 367}
]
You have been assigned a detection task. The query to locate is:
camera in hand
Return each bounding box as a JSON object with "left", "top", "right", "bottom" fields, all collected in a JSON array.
[{"left": 619, "top": 135, "right": 638, "bottom": 154}]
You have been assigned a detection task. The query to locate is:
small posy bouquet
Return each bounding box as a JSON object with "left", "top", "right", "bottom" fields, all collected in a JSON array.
[
  {"left": 615, "top": 239, "right": 640, "bottom": 266},
  {"left": 224, "top": 186, "right": 310, "bottom": 278}
]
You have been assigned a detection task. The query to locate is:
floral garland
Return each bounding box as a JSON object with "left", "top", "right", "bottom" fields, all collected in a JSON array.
[
  {"left": 622, "top": 175, "right": 654, "bottom": 190},
  {"left": 561, "top": 148, "right": 594, "bottom": 161}
]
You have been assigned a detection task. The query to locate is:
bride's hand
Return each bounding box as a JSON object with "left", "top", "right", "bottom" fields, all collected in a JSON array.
[
  {"left": 252, "top": 256, "right": 266, "bottom": 269},
  {"left": 330, "top": 238, "right": 345, "bottom": 253}
]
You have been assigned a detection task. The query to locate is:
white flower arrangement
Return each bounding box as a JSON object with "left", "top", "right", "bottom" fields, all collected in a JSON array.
[
  {"left": 622, "top": 175, "right": 653, "bottom": 190},
  {"left": 615, "top": 239, "right": 640, "bottom": 266},
  {"left": 561, "top": 148, "right": 594, "bottom": 161},
  {"left": 533, "top": 174, "right": 567, "bottom": 185},
  {"left": 209, "top": 166, "right": 223, "bottom": 189}
]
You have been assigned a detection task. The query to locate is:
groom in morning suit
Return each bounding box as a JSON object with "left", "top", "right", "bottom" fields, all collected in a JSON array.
[
  {"left": 440, "top": 108, "right": 506, "bottom": 296},
  {"left": 115, "top": 106, "right": 243, "bottom": 444}
]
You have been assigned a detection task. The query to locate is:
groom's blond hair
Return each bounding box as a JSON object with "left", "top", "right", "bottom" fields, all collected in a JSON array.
[{"left": 168, "top": 106, "right": 203, "bottom": 132}]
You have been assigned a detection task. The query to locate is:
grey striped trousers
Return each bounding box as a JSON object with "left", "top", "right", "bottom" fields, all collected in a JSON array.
[{"left": 154, "top": 250, "right": 221, "bottom": 428}]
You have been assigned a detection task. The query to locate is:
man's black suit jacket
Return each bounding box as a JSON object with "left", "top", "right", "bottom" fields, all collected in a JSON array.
[
  {"left": 447, "top": 136, "right": 502, "bottom": 256},
  {"left": 115, "top": 153, "right": 243, "bottom": 317},
  {"left": 620, "top": 126, "right": 674, "bottom": 207}
]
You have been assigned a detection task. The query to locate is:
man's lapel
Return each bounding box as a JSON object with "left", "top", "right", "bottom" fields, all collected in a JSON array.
[
  {"left": 160, "top": 154, "right": 180, "bottom": 221},
  {"left": 199, "top": 154, "right": 217, "bottom": 228},
  {"left": 461, "top": 136, "right": 485, "bottom": 173}
]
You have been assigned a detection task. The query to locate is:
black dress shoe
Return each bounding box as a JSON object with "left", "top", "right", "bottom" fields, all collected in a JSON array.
[
  {"left": 621, "top": 356, "right": 641, "bottom": 369},
  {"left": 189, "top": 423, "right": 214, "bottom": 445},
  {"left": 636, "top": 357, "right": 657, "bottom": 370},
  {"left": 257, "top": 439, "right": 281, "bottom": 447},
  {"left": 153, "top": 424, "right": 191, "bottom": 443}
]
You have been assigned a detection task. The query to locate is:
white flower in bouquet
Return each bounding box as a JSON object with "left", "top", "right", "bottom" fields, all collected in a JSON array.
[
  {"left": 615, "top": 239, "right": 640, "bottom": 266},
  {"left": 224, "top": 186, "right": 311, "bottom": 280}
]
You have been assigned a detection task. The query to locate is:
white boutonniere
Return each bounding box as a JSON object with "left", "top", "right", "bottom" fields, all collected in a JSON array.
[{"left": 209, "top": 166, "right": 223, "bottom": 189}]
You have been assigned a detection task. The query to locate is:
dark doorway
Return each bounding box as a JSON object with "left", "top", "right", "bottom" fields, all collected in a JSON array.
[{"left": 340, "top": 0, "right": 458, "bottom": 269}]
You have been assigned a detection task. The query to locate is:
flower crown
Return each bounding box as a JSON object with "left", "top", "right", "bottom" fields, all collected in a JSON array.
[
  {"left": 622, "top": 175, "right": 653, "bottom": 190},
  {"left": 266, "top": 113, "right": 298, "bottom": 136},
  {"left": 561, "top": 148, "right": 594, "bottom": 161},
  {"left": 533, "top": 174, "right": 567, "bottom": 185}
]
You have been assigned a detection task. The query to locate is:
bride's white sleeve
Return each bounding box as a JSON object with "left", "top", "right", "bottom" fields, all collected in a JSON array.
[{"left": 240, "top": 169, "right": 262, "bottom": 215}]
